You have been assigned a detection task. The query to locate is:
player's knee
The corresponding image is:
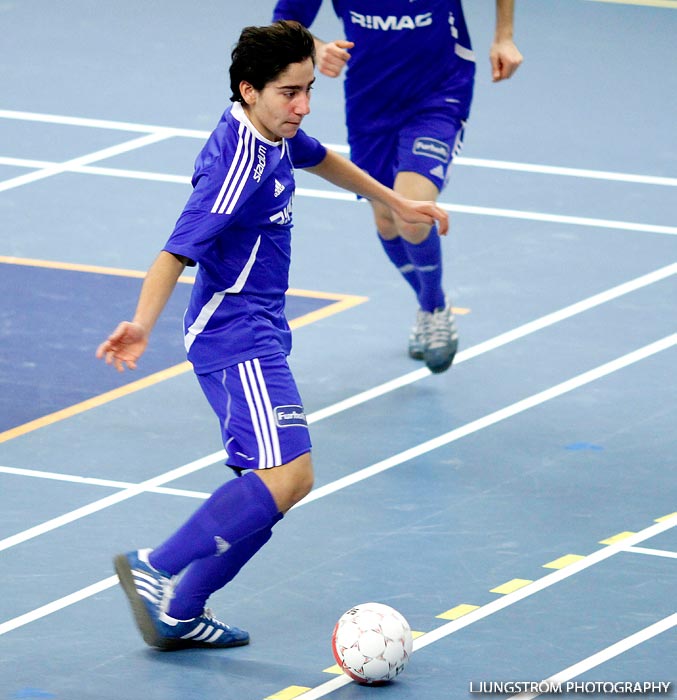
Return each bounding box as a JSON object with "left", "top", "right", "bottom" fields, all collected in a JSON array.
[
  {"left": 374, "top": 212, "right": 397, "bottom": 238},
  {"left": 396, "top": 219, "right": 432, "bottom": 244}
]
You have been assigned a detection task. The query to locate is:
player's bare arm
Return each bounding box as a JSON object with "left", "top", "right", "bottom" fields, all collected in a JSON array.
[
  {"left": 306, "top": 149, "right": 449, "bottom": 235},
  {"left": 96, "top": 251, "right": 187, "bottom": 372},
  {"left": 491, "top": 0, "right": 523, "bottom": 82}
]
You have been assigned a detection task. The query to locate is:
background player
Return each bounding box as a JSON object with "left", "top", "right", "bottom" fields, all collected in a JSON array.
[
  {"left": 96, "top": 20, "right": 448, "bottom": 650},
  {"left": 272, "top": 0, "right": 523, "bottom": 373}
]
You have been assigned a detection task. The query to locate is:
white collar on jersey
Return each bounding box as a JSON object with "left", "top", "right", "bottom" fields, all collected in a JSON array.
[{"left": 231, "top": 101, "right": 285, "bottom": 149}]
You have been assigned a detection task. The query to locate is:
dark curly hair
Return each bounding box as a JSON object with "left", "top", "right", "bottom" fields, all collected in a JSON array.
[{"left": 229, "top": 20, "right": 316, "bottom": 103}]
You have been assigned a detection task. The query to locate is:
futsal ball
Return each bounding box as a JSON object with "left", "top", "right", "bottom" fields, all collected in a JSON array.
[{"left": 331, "top": 602, "right": 413, "bottom": 684}]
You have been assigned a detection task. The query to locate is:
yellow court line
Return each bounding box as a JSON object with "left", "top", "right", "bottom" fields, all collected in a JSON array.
[
  {"left": 437, "top": 603, "right": 481, "bottom": 620},
  {"left": 0, "top": 255, "right": 193, "bottom": 284},
  {"left": 264, "top": 687, "right": 312, "bottom": 700},
  {"left": 0, "top": 257, "right": 368, "bottom": 443},
  {"left": 543, "top": 554, "right": 586, "bottom": 570},
  {"left": 587, "top": 0, "right": 677, "bottom": 7},
  {"left": 490, "top": 578, "right": 533, "bottom": 595},
  {"left": 599, "top": 531, "right": 637, "bottom": 545}
]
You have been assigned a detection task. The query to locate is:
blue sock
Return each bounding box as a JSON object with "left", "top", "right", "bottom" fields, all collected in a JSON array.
[
  {"left": 401, "top": 227, "right": 446, "bottom": 312},
  {"left": 378, "top": 234, "right": 421, "bottom": 295},
  {"left": 149, "top": 471, "right": 280, "bottom": 576},
  {"left": 167, "top": 513, "right": 283, "bottom": 620}
]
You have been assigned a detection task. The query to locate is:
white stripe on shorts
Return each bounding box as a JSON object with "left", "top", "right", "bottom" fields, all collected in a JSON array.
[{"left": 238, "top": 359, "right": 282, "bottom": 469}]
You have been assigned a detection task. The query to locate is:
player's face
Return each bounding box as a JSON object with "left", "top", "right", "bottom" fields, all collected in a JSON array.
[{"left": 241, "top": 58, "right": 315, "bottom": 141}]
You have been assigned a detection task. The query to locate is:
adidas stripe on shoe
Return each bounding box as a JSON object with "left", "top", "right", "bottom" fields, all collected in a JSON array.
[
  {"left": 114, "top": 548, "right": 171, "bottom": 649},
  {"left": 155, "top": 608, "right": 250, "bottom": 650}
]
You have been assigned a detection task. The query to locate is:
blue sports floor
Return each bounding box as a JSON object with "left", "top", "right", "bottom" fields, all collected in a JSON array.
[{"left": 1, "top": 1, "right": 675, "bottom": 699}]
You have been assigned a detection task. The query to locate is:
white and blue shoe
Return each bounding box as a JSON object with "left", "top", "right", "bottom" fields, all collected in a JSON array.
[
  {"left": 114, "top": 548, "right": 171, "bottom": 648},
  {"left": 114, "top": 549, "right": 249, "bottom": 650},
  {"left": 156, "top": 608, "right": 250, "bottom": 650}
]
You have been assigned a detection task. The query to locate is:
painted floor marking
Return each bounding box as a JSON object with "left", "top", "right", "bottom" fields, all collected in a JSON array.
[
  {"left": 270, "top": 515, "right": 677, "bottom": 700},
  {"left": 0, "top": 465, "right": 211, "bottom": 500},
  {"left": 264, "top": 687, "right": 312, "bottom": 700},
  {"left": 599, "top": 531, "right": 637, "bottom": 545},
  {"left": 508, "top": 613, "right": 677, "bottom": 700},
  {"left": 0, "top": 258, "right": 670, "bottom": 443},
  {"left": 437, "top": 604, "right": 480, "bottom": 620},
  {"left": 0, "top": 256, "right": 367, "bottom": 443},
  {"left": 490, "top": 579, "right": 534, "bottom": 595},
  {"left": 2, "top": 108, "right": 677, "bottom": 187},
  {"left": 0, "top": 337, "right": 674, "bottom": 639},
  {"left": 0, "top": 131, "right": 174, "bottom": 194},
  {"left": 587, "top": 0, "right": 677, "bottom": 8},
  {"left": 305, "top": 262, "right": 677, "bottom": 425},
  {"left": 543, "top": 554, "right": 586, "bottom": 570},
  {"left": 297, "top": 334, "right": 675, "bottom": 507},
  {"left": 295, "top": 187, "right": 677, "bottom": 236},
  {"left": 623, "top": 545, "right": 677, "bottom": 560},
  {"left": 4, "top": 154, "right": 675, "bottom": 235}
]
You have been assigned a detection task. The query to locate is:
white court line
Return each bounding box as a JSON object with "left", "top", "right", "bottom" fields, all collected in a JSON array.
[
  {"left": 0, "top": 465, "right": 210, "bottom": 500},
  {"left": 0, "top": 262, "right": 673, "bottom": 541},
  {"left": 0, "top": 576, "right": 119, "bottom": 637},
  {"left": 296, "top": 335, "right": 676, "bottom": 506},
  {"left": 0, "top": 131, "right": 175, "bottom": 194},
  {"left": 0, "top": 452, "right": 223, "bottom": 553},
  {"left": 2, "top": 157, "right": 675, "bottom": 234},
  {"left": 308, "top": 262, "right": 677, "bottom": 423},
  {"left": 285, "top": 515, "right": 677, "bottom": 700},
  {"left": 0, "top": 335, "right": 674, "bottom": 638},
  {"left": 2, "top": 107, "right": 677, "bottom": 186},
  {"left": 508, "top": 613, "right": 677, "bottom": 700},
  {"left": 623, "top": 545, "right": 677, "bottom": 560},
  {"left": 0, "top": 265, "right": 674, "bottom": 548},
  {"left": 295, "top": 187, "right": 677, "bottom": 236}
]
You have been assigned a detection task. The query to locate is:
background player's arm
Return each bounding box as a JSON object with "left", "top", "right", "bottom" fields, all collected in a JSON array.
[
  {"left": 313, "top": 37, "right": 353, "bottom": 78},
  {"left": 96, "top": 251, "right": 187, "bottom": 371},
  {"left": 306, "top": 149, "right": 449, "bottom": 234},
  {"left": 491, "top": 0, "right": 523, "bottom": 82}
]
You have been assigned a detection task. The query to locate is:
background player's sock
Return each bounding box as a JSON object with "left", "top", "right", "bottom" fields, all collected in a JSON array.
[
  {"left": 378, "top": 234, "right": 421, "bottom": 295},
  {"left": 166, "top": 513, "right": 283, "bottom": 620},
  {"left": 401, "top": 227, "right": 446, "bottom": 312},
  {"left": 149, "top": 471, "right": 280, "bottom": 576}
]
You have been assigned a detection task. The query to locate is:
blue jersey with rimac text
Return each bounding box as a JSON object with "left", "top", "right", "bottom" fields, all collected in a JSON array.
[
  {"left": 273, "top": 0, "right": 476, "bottom": 133},
  {"left": 163, "top": 102, "right": 327, "bottom": 374}
]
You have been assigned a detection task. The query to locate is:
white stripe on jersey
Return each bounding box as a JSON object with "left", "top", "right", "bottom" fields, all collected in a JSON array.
[
  {"left": 210, "top": 122, "right": 256, "bottom": 215},
  {"left": 211, "top": 122, "right": 247, "bottom": 214},
  {"left": 238, "top": 359, "right": 282, "bottom": 470},
  {"left": 184, "top": 236, "right": 261, "bottom": 351}
]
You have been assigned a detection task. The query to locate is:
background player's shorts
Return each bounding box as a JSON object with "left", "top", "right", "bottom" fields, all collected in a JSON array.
[
  {"left": 196, "top": 352, "right": 311, "bottom": 472},
  {"left": 349, "top": 108, "right": 466, "bottom": 193}
]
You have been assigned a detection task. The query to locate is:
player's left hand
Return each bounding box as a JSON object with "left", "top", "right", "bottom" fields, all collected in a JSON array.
[
  {"left": 397, "top": 199, "right": 449, "bottom": 236},
  {"left": 490, "top": 39, "right": 523, "bottom": 82}
]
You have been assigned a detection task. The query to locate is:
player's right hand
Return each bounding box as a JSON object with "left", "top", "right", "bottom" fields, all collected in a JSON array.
[
  {"left": 316, "top": 40, "right": 354, "bottom": 78},
  {"left": 96, "top": 321, "right": 148, "bottom": 372}
]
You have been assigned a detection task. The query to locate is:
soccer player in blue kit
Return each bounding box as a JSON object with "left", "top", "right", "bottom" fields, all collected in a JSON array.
[
  {"left": 272, "top": 0, "right": 523, "bottom": 373},
  {"left": 96, "top": 21, "right": 448, "bottom": 650}
]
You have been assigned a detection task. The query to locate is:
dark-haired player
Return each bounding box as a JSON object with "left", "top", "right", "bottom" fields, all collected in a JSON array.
[{"left": 97, "top": 20, "right": 448, "bottom": 650}]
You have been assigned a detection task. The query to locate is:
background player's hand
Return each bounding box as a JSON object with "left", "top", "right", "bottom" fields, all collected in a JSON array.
[
  {"left": 96, "top": 321, "right": 149, "bottom": 372},
  {"left": 395, "top": 199, "right": 450, "bottom": 236},
  {"left": 490, "top": 39, "right": 523, "bottom": 82},
  {"left": 316, "top": 39, "right": 354, "bottom": 78}
]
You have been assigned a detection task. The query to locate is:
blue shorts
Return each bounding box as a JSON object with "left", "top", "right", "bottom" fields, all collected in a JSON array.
[
  {"left": 348, "top": 108, "right": 466, "bottom": 193},
  {"left": 196, "top": 353, "right": 311, "bottom": 471}
]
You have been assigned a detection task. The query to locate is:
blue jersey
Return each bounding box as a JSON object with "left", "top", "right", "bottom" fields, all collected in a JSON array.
[
  {"left": 163, "top": 102, "right": 327, "bottom": 374},
  {"left": 273, "top": 0, "right": 476, "bottom": 134}
]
